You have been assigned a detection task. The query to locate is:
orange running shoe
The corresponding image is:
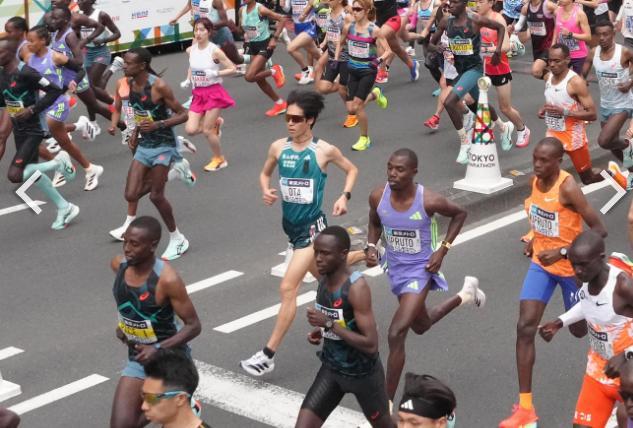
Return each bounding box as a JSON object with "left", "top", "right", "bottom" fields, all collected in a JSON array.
[
  {"left": 271, "top": 64, "right": 285, "bottom": 88},
  {"left": 375, "top": 68, "right": 389, "bottom": 84},
  {"left": 265, "top": 100, "right": 287, "bottom": 117},
  {"left": 499, "top": 404, "right": 538, "bottom": 428},
  {"left": 608, "top": 161, "right": 629, "bottom": 190},
  {"left": 204, "top": 156, "right": 228, "bottom": 172},
  {"left": 343, "top": 114, "right": 358, "bottom": 128}
]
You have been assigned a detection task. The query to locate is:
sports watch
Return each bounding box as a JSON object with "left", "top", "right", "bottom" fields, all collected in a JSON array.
[{"left": 324, "top": 320, "right": 334, "bottom": 331}]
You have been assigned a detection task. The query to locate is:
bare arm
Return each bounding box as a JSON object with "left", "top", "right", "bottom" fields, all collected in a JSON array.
[
  {"left": 213, "top": 47, "right": 237, "bottom": 77},
  {"left": 212, "top": 0, "right": 235, "bottom": 30},
  {"left": 97, "top": 12, "right": 122, "bottom": 44},
  {"left": 260, "top": 141, "right": 281, "bottom": 206},
  {"left": 64, "top": 31, "right": 86, "bottom": 70},
  {"left": 324, "top": 142, "right": 358, "bottom": 216},
  {"left": 108, "top": 80, "right": 123, "bottom": 134},
  {"left": 170, "top": 0, "right": 193, "bottom": 25},
  {"left": 374, "top": 25, "right": 392, "bottom": 62},
  {"left": 568, "top": 75, "right": 597, "bottom": 121},
  {"left": 335, "top": 23, "right": 351, "bottom": 61},
  {"left": 110, "top": 255, "right": 124, "bottom": 273},
  {"left": 424, "top": 189, "right": 467, "bottom": 272},
  {"left": 330, "top": 279, "right": 378, "bottom": 354},
  {"left": 574, "top": 10, "right": 593, "bottom": 42},
  {"left": 560, "top": 176, "right": 607, "bottom": 237},
  {"left": 71, "top": 14, "right": 105, "bottom": 47},
  {"left": 366, "top": 187, "right": 384, "bottom": 267},
  {"left": 582, "top": 47, "right": 596, "bottom": 79},
  {"left": 429, "top": 16, "right": 448, "bottom": 52},
  {"left": 156, "top": 79, "right": 188, "bottom": 127}
]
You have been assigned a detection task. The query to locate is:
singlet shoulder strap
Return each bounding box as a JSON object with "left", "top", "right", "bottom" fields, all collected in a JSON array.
[
  {"left": 377, "top": 182, "right": 390, "bottom": 208},
  {"left": 349, "top": 271, "right": 363, "bottom": 284},
  {"left": 148, "top": 74, "right": 158, "bottom": 85}
]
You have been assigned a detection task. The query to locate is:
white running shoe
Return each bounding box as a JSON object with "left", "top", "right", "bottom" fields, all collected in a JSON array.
[
  {"left": 456, "top": 144, "right": 471, "bottom": 165},
  {"left": 121, "top": 127, "right": 133, "bottom": 146},
  {"left": 109, "top": 56, "right": 125, "bottom": 74},
  {"left": 177, "top": 136, "right": 197, "bottom": 154},
  {"left": 75, "top": 115, "right": 91, "bottom": 140},
  {"left": 161, "top": 234, "right": 190, "bottom": 260},
  {"left": 463, "top": 111, "right": 475, "bottom": 133},
  {"left": 459, "top": 276, "right": 486, "bottom": 307},
  {"left": 89, "top": 121, "right": 102, "bottom": 138},
  {"left": 240, "top": 351, "right": 275, "bottom": 376},
  {"left": 280, "top": 28, "right": 291, "bottom": 44},
  {"left": 46, "top": 137, "right": 61, "bottom": 154},
  {"left": 52, "top": 171, "right": 66, "bottom": 188},
  {"left": 499, "top": 121, "right": 515, "bottom": 151},
  {"left": 84, "top": 164, "right": 104, "bottom": 191},
  {"left": 172, "top": 158, "right": 196, "bottom": 188},
  {"left": 298, "top": 68, "right": 314, "bottom": 85},
  {"left": 109, "top": 221, "right": 131, "bottom": 241},
  {"left": 406, "top": 46, "right": 416, "bottom": 57}
]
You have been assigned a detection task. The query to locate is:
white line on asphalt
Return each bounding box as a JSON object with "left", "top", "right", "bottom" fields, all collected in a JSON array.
[
  {"left": 214, "top": 291, "right": 317, "bottom": 333},
  {"left": 194, "top": 360, "right": 365, "bottom": 427},
  {"left": 187, "top": 270, "right": 244, "bottom": 294},
  {"left": 7, "top": 374, "right": 109, "bottom": 415},
  {"left": 0, "top": 347, "right": 24, "bottom": 361},
  {"left": 0, "top": 201, "right": 46, "bottom": 217}
]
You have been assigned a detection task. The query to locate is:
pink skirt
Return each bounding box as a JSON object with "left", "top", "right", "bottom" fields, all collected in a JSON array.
[{"left": 190, "top": 84, "right": 235, "bottom": 113}]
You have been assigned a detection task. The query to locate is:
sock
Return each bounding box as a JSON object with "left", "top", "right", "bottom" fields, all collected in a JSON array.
[
  {"left": 456, "top": 290, "right": 472, "bottom": 305},
  {"left": 243, "top": 54, "right": 251, "bottom": 64},
  {"left": 85, "top": 163, "right": 93, "bottom": 173},
  {"left": 167, "top": 167, "right": 179, "bottom": 181},
  {"left": 495, "top": 117, "right": 505, "bottom": 130},
  {"left": 262, "top": 346, "right": 275, "bottom": 359},
  {"left": 33, "top": 171, "right": 69, "bottom": 209},
  {"left": 276, "top": 99, "right": 284, "bottom": 105},
  {"left": 265, "top": 59, "right": 273, "bottom": 69},
  {"left": 169, "top": 228, "right": 181, "bottom": 241},
  {"left": 519, "top": 392, "right": 533, "bottom": 410}
]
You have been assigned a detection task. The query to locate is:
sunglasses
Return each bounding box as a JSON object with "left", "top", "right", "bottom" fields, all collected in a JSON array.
[
  {"left": 352, "top": 6, "right": 365, "bottom": 11},
  {"left": 285, "top": 114, "right": 307, "bottom": 123},
  {"left": 141, "top": 390, "right": 190, "bottom": 406}
]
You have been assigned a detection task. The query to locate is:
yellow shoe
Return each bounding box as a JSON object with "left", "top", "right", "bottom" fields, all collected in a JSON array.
[
  {"left": 343, "top": 114, "right": 358, "bottom": 128},
  {"left": 372, "top": 87, "right": 388, "bottom": 109},
  {"left": 204, "top": 156, "right": 228, "bottom": 172},
  {"left": 352, "top": 136, "right": 371, "bottom": 151}
]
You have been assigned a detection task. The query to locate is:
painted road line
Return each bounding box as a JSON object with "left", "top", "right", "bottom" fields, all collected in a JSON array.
[
  {"left": 187, "top": 270, "right": 244, "bottom": 294},
  {"left": 0, "top": 347, "right": 24, "bottom": 361},
  {"left": 214, "top": 291, "right": 317, "bottom": 333},
  {"left": 0, "top": 201, "right": 46, "bottom": 217},
  {"left": 8, "top": 374, "right": 109, "bottom": 415},
  {"left": 194, "top": 360, "right": 365, "bottom": 427}
]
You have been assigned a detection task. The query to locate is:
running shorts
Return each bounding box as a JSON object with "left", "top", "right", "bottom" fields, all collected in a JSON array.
[
  {"left": 324, "top": 60, "right": 349, "bottom": 86},
  {"left": 85, "top": 45, "right": 111, "bottom": 68},
  {"left": 599, "top": 106, "right": 633, "bottom": 123},
  {"left": 574, "top": 374, "right": 620, "bottom": 427},
  {"left": 487, "top": 72, "right": 512, "bottom": 87},
  {"left": 452, "top": 68, "right": 483, "bottom": 101},
  {"left": 382, "top": 15, "right": 402, "bottom": 32},
  {"left": 301, "top": 361, "right": 390, "bottom": 422},
  {"left": 295, "top": 21, "right": 318, "bottom": 39},
  {"left": 569, "top": 57, "right": 586, "bottom": 75},
  {"left": 347, "top": 67, "right": 377, "bottom": 102},
  {"left": 566, "top": 144, "right": 592, "bottom": 174},
  {"left": 282, "top": 212, "right": 327, "bottom": 249},
  {"left": 519, "top": 262, "right": 580, "bottom": 310},
  {"left": 11, "top": 132, "right": 41, "bottom": 168},
  {"left": 74, "top": 74, "right": 91, "bottom": 94},
  {"left": 133, "top": 145, "right": 180, "bottom": 168},
  {"left": 45, "top": 95, "right": 70, "bottom": 123},
  {"left": 212, "top": 26, "right": 235, "bottom": 46},
  {"left": 245, "top": 38, "right": 273, "bottom": 59}
]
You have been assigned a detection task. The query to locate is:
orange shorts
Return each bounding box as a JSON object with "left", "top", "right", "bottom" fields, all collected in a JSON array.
[
  {"left": 574, "top": 374, "right": 620, "bottom": 427},
  {"left": 566, "top": 144, "right": 592, "bottom": 174}
]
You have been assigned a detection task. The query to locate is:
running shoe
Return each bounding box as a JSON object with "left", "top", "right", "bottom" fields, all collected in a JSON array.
[
  {"left": 499, "top": 404, "right": 538, "bottom": 428},
  {"left": 265, "top": 101, "right": 287, "bottom": 117},
  {"left": 172, "top": 158, "right": 197, "bottom": 188},
  {"left": 121, "top": 127, "right": 133, "bottom": 146},
  {"left": 406, "top": 46, "right": 416, "bottom": 57},
  {"left": 500, "top": 121, "right": 515, "bottom": 151},
  {"left": 352, "top": 136, "right": 371, "bottom": 151},
  {"left": 424, "top": 114, "right": 440, "bottom": 130},
  {"left": 432, "top": 87, "right": 441, "bottom": 97},
  {"left": 516, "top": 126, "right": 531, "bottom": 149},
  {"left": 45, "top": 137, "right": 61, "bottom": 154},
  {"left": 375, "top": 68, "right": 389, "bottom": 84},
  {"left": 463, "top": 110, "right": 475, "bottom": 133},
  {"left": 52, "top": 171, "right": 66, "bottom": 188},
  {"left": 459, "top": 276, "right": 486, "bottom": 307},
  {"left": 410, "top": 59, "right": 420, "bottom": 81},
  {"left": 298, "top": 68, "right": 314, "bottom": 85},
  {"left": 69, "top": 96, "right": 78, "bottom": 109},
  {"left": 55, "top": 150, "right": 77, "bottom": 182},
  {"left": 608, "top": 161, "right": 630, "bottom": 190},
  {"left": 88, "top": 121, "right": 101, "bottom": 138},
  {"left": 240, "top": 351, "right": 275, "bottom": 376},
  {"left": 280, "top": 28, "right": 291, "bottom": 44},
  {"left": 161, "top": 234, "right": 190, "bottom": 260},
  {"left": 271, "top": 64, "right": 285, "bottom": 88},
  {"left": 74, "top": 115, "right": 91, "bottom": 140},
  {"left": 343, "top": 114, "right": 358, "bottom": 128},
  {"left": 109, "top": 56, "right": 125, "bottom": 74},
  {"left": 109, "top": 222, "right": 130, "bottom": 241},
  {"left": 372, "top": 87, "right": 388, "bottom": 109},
  {"left": 456, "top": 144, "right": 471, "bottom": 165},
  {"left": 84, "top": 164, "right": 104, "bottom": 191},
  {"left": 183, "top": 96, "right": 193, "bottom": 110},
  {"left": 51, "top": 203, "right": 80, "bottom": 230},
  {"left": 204, "top": 156, "right": 228, "bottom": 172},
  {"left": 623, "top": 139, "right": 633, "bottom": 169},
  {"left": 176, "top": 135, "right": 197, "bottom": 154}
]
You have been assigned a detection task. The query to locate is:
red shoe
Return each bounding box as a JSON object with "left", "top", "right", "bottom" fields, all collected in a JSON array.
[
  {"left": 424, "top": 114, "right": 440, "bottom": 130},
  {"left": 499, "top": 404, "right": 538, "bottom": 428},
  {"left": 271, "top": 64, "right": 285, "bottom": 89},
  {"left": 294, "top": 71, "right": 302, "bottom": 81},
  {"left": 265, "top": 101, "right": 287, "bottom": 117},
  {"left": 375, "top": 68, "right": 389, "bottom": 84},
  {"left": 69, "top": 96, "right": 78, "bottom": 109}
]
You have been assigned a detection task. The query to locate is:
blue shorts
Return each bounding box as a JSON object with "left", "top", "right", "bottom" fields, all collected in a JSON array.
[
  {"left": 451, "top": 67, "right": 483, "bottom": 101},
  {"left": 122, "top": 359, "right": 146, "bottom": 379},
  {"left": 45, "top": 95, "right": 70, "bottom": 122},
  {"left": 599, "top": 106, "right": 633, "bottom": 123},
  {"left": 212, "top": 27, "right": 234, "bottom": 47},
  {"left": 85, "top": 45, "right": 111, "bottom": 69},
  {"left": 294, "top": 21, "right": 318, "bottom": 39},
  {"left": 519, "top": 262, "right": 579, "bottom": 310},
  {"left": 134, "top": 145, "right": 179, "bottom": 168}
]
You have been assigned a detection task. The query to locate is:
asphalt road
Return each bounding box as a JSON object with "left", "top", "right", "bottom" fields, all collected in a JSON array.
[{"left": 0, "top": 41, "right": 630, "bottom": 427}]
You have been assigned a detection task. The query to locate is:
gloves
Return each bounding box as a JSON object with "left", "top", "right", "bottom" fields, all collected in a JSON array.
[
  {"left": 180, "top": 79, "right": 191, "bottom": 89},
  {"left": 205, "top": 69, "right": 220, "bottom": 78}
]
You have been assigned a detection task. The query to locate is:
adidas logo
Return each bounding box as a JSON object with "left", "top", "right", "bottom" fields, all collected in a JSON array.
[
  {"left": 409, "top": 211, "right": 423, "bottom": 220},
  {"left": 401, "top": 400, "right": 414, "bottom": 411}
]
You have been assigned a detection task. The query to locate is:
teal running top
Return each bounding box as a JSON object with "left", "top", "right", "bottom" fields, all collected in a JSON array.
[{"left": 241, "top": 3, "right": 270, "bottom": 43}]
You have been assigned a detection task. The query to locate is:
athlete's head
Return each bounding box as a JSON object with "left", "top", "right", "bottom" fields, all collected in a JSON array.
[
  {"left": 569, "top": 230, "right": 606, "bottom": 283},
  {"left": 388, "top": 148, "right": 418, "bottom": 190},
  {"left": 398, "top": 373, "right": 456, "bottom": 428},
  {"left": 77, "top": 0, "right": 96, "bottom": 12},
  {"left": 50, "top": 0, "right": 71, "bottom": 9},
  {"left": 595, "top": 21, "right": 615, "bottom": 51},
  {"left": 124, "top": 47, "right": 159, "bottom": 78},
  {"left": 0, "top": 39, "right": 18, "bottom": 66},
  {"left": 5, "top": 17, "right": 27, "bottom": 41},
  {"left": 49, "top": 7, "right": 71, "bottom": 31},
  {"left": 532, "top": 137, "right": 563, "bottom": 179},
  {"left": 123, "top": 216, "right": 161, "bottom": 265},
  {"left": 286, "top": 90, "right": 325, "bottom": 134},
  {"left": 27, "top": 25, "right": 51, "bottom": 54},
  {"left": 141, "top": 349, "right": 200, "bottom": 425},
  {"left": 193, "top": 18, "right": 214, "bottom": 43},
  {"left": 547, "top": 44, "right": 571, "bottom": 76},
  {"left": 314, "top": 226, "right": 351, "bottom": 275},
  {"left": 448, "top": 0, "right": 467, "bottom": 17},
  {"left": 620, "top": 359, "right": 633, "bottom": 419},
  {"left": 475, "top": 0, "right": 494, "bottom": 15},
  {"left": 351, "top": 0, "right": 376, "bottom": 21}
]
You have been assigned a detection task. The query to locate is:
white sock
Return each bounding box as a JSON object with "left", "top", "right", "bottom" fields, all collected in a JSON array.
[
  {"left": 169, "top": 228, "right": 181, "bottom": 241},
  {"left": 276, "top": 99, "right": 284, "bottom": 105},
  {"left": 125, "top": 215, "right": 136, "bottom": 224},
  {"left": 167, "top": 168, "right": 179, "bottom": 181},
  {"left": 494, "top": 118, "right": 505, "bottom": 131},
  {"left": 85, "top": 163, "right": 93, "bottom": 173},
  {"left": 457, "top": 290, "right": 473, "bottom": 305}
]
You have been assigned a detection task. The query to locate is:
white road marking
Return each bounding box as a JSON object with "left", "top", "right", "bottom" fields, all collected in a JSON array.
[
  {"left": 214, "top": 291, "right": 317, "bottom": 333},
  {"left": 0, "top": 347, "right": 24, "bottom": 361},
  {"left": 0, "top": 201, "right": 46, "bottom": 217},
  {"left": 187, "top": 270, "right": 244, "bottom": 294},
  {"left": 194, "top": 360, "right": 365, "bottom": 427},
  {"left": 8, "top": 374, "right": 109, "bottom": 415}
]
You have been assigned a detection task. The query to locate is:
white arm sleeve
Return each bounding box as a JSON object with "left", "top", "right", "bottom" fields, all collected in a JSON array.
[
  {"left": 558, "top": 302, "right": 585, "bottom": 327},
  {"left": 515, "top": 14, "right": 527, "bottom": 29}
]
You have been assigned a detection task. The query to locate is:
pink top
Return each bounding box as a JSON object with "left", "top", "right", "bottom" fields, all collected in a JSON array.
[{"left": 555, "top": 5, "right": 588, "bottom": 59}]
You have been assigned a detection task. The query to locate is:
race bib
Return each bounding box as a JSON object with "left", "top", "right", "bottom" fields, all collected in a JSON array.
[
  {"left": 280, "top": 177, "right": 314, "bottom": 204},
  {"left": 544, "top": 112, "right": 566, "bottom": 132},
  {"left": 560, "top": 34, "right": 579, "bottom": 52},
  {"left": 133, "top": 109, "right": 154, "bottom": 124},
  {"left": 326, "top": 26, "right": 340, "bottom": 43},
  {"left": 80, "top": 27, "right": 93, "bottom": 40},
  {"left": 598, "top": 71, "right": 621, "bottom": 88},
  {"left": 123, "top": 105, "right": 136, "bottom": 129},
  {"left": 528, "top": 21, "right": 546, "bottom": 36},
  {"left": 449, "top": 37, "right": 474, "bottom": 56},
  {"left": 292, "top": 0, "right": 308, "bottom": 17},
  {"left": 191, "top": 69, "right": 213, "bottom": 87},
  {"left": 481, "top": 42, "right": 495, "bottom": 57},
  {"left": 588, "top": 325, "right": 613, "bottom": 360},
  {"left": 5, "top": 100, "right": 24, "bottom": 118},
  {"left": 385, "top": 227, "right": 422, "bottom": 254},
  {"left": 316, "top": 12, "right": 328, "bottom": 28},
  {"left": 529, "top": 204, "right": 560, "bottom": 237},
  {"left": 348, "top": 40, "right": 370, "bottom": 58},
  {"left": 314, "top": 302, "right": 346, "bottom": 340},
  {"left": 118, "top": 315, "right": 158, "bottom": 344},
  {"left": 244, "top": 25, "right": 258, "bottom": 41},
  {"left": 626, "top": 15, "right": 633, "bottom": 34}
]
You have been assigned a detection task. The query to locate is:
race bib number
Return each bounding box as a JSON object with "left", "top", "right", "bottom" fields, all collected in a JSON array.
[
  {"left": 326, "top": 26, "right": 340, "bottom": 43},
  {"left": 244, "top": 25, "right": 258, "bottom": 41},
  {"left": 198, "top": 7, "right": 210, "bottom": 17},
  {"left": 598, "top": 71, "right": 621, "bottom": 88},
  {"left": 191, "top": 69, "right": 213, "bottom": 87},
  {"left": 316, "top": 12, "right": 328, "bottom": 28},
  {"left": 133, "top": 109, "right": 154, "bottom": 124},
  {"left": 123, "top": 105, "right": 136, "bottom": 129},
  {"left": 280, "top": 177, "right": 314, "bottom": 204},
  {"left": 385, "top": 227, "right": 422, "bottom": 254},
  {"left": 626, "top": 15, "right": 633, "bottom": 34},
  {"left": 560, "top": 34, "right": 579, "bottom": 52},
  {"left": 292, "top": 0, "right": 308, "bottom": 17},
  {"left": 314, "top": 302, "right": 346, "bottom": 340},
  {"left": 544, "top": 112, "right": 566, "bottom": 132},
  {"left": 5, "top": 100, "right": 24, "bottom": 118},
  {"left": 529, "top": 204, "right": 560, "bottom": 237},
  {"left": 481, "top": 42, "right": 495, "bottom": 57},
  {"left": 588, "top": 325, "right": 613, "bottom": 360},
  {"left": 528, "top": 21, "right": 546, "bottom": 36},
  {"left": 118, "top": 315, "right": 158, "bottom": 344},
  {"left": 348, "top": 40, "right": 370, "bottom": 58},
  {"left": 449, "top": 37, "right": 474, "bottom": 55}
]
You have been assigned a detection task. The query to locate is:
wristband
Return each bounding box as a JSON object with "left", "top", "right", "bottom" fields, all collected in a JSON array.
[
  {"left": 440, "top": 240, "right": 452, "bottom": 250},
  {"left": 364, "top": 243, "right": 377, "bottom": 253},
  {"left": 625, "top": 345, "right": 633, "bottom": 360},
  {"left": 153, "top": 342, "right": 161, "bottom": 349}
]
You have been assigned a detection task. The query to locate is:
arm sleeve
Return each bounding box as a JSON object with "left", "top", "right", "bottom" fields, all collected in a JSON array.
[{"left": 558, "top": 301, "right": 585, "bottom": 327}]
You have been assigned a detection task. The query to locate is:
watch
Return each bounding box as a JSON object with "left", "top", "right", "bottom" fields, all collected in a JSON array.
[
  {"left": 324, "top": 320, "right": 334, "bottom": 331},
  {"left": 559, "top": 247, "right": 568, "bottom": 259},
  {"left": 153, "top": 343, "right": 162, "bottom": 350},
  {"left": 626, "top": 346, "right": 633, "bottom": 360},
  {"left": 342, "top": 191, "right": 351, "bottom": 200},
  {"left": 440, "top": 240, "right": 452, "bottom": 250},
  {"left": 364, "top": 242, "right": 377, "bottom": 253}
]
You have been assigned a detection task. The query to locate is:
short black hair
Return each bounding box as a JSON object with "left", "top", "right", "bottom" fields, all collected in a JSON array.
[
  {"left": 549, "top": 43, "right": 570, "bottom": 58},
  {"left": 392, "top": 148, "right": 418, "bottom": 169},
  {"left": 595, "top": 20, "right": 615, "bottom": 31},
  {"left": 536, "top": 137, "right": 565, "bottom": 158},
  {"left": 402, "top": 373, "right": 456, "bottom": 417},
  {"left": 127, "top": 47, "right": 162, "bottom": 76},
  {"left": 318, "top": 226, "right": 351, "bottom": 251},
  {"left": 52, "top": 6, "right": 72, "bottom": 21},
  {"left": 128, "top": 216, "right": 162, "bottom": 242},
  {"left": 7, "top": 17, "right": 28, "bottom": 32},
  {"left": 29, "top": 25, "right": 51, "bottom": 45},
  {"left": 0, "top": 39, "right": 18, "bottom": 54},
  {"left": 287, "top": 90, "right": 325, "bottom": 128},
  {"left": 143, "top": 349, "right": 199, "bottom": 396}
]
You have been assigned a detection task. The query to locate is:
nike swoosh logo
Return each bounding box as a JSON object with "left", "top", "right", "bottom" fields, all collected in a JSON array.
[
  {"left": 544, "top": 197, "right": 557, "bottom": 202},
  {"left": 596, "top": 302, "right": 608, "bottom": 306}
]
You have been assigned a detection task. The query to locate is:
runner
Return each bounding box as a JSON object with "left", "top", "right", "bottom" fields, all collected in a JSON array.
[
  {"left": 366, "top": 148, "right": 485, "bottom": 402},
  {"left": 501, "top": 0, "right": 529, "bottom": 43},
  {"left": 287, "top": 0, "right": 322, "bottom": 84},
  {"left": 336, "top": 0, "right": 390, "bottom": 151},
  {"left": 539, "top": 230, "right": 633, "bottom": 428},
  {"left": 617, "top": 359, "right": 633, "bottom": 427},
  {"left": 238, "top": 0, "right": 289, "bottom": 117},
  {"left": 551, "top": 0, "right": 591, "bottom": 74},
  {"left": 240, "top": 90, "right": 360, "bottom": 376},
  {"left": 430, "top": 0, "right": 508, "bottom": 164},
  {"left": 296, "top": 226, "right": 394, "bottom": 428},
  {"left": 499, "top": 137, "right": 607, "bottom": 428},
  {"left": 184, "top": 17, "right": 236, "bottom": 172},
  {"left": 539, "top": 43, "right": 604, "bottom": 185},
  {"left": 142, "top": 349, "right": 212, "bottom": 428},
  {"left": 615, "top": 0, "right": 633, "bottom": 50},
  {"left": 582, "top": 21, "right": 633, "bottom": 190},
  {"left": 110, "top": 216, "right": 201, "bottom": 428},
  {"left": 477, "top": 0, "right": 531, "bottom": 150},
  {"left": 122, "top": 48, "right": 191, "bottom": 261},
  {"left": 397, "top": 373, "right": 457, "bottom": 428}
]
